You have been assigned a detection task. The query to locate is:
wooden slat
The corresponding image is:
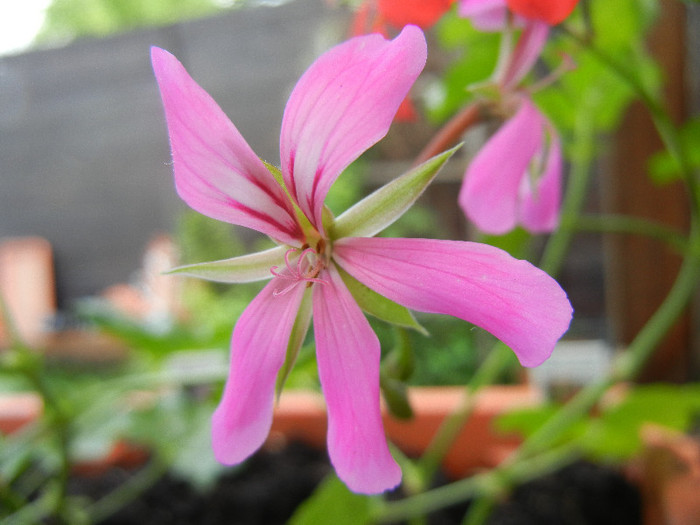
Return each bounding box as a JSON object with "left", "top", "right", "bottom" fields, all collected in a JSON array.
[{"left": 603, "top": 0, "right": 691, "bottom": 382}]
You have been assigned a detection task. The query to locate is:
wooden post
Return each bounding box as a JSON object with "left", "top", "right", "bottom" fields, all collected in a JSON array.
[{"left": 602, "top": 0, "right": 691, "bottom": 382}]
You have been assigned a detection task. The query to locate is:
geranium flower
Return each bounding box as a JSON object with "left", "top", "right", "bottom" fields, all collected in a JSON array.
[
  {"left": 458, "top": 0, "right": 568, "bottom": 234},
  {"left": 506, "top": 0, "right": 578, "bottom": 25},
  {"left": 459, "top": 0, "right": 577, "bottom": 28},
  {"left": 352, "top": 0, "right": 455, "bottom": 35},
  {"left": 151, "top": 26, "right": 572, "bottom": 494},
  {"left": 459, "top": 96, "right": 561, "bottom": 234},
  {"left": 351, "top": 0, "right": 455, "bottom": 122}
]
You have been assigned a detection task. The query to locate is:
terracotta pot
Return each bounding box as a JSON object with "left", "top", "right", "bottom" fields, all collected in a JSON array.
[
  {"left": 269, "top": 384, "right": 542, "bottom": 479},
  {"left": 0, "top": 385, "right": 541, "bottom": 480},
  {"left": 628, "top": 424, "right": 700, "bottom": 525}
]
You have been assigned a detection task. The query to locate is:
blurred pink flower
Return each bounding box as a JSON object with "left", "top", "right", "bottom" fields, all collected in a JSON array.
[
  {"left": 459, "top": 96, "right": 561, "bottom": 234},
  {"left": 458, "top": 0, "right": 565, "bottom": 234},
  {"left": 459, "top": 0, "right": 577, "bottom": 29},
  {"left": 152, "top": 26, "right": 572, "bottom": 493}
]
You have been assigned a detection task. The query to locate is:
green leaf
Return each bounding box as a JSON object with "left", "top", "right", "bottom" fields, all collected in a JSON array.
[
  {"left": 337, "top": 266, "right": 427, "bottom": 334},
  {"left": 288, "top": 474, "right": 375, "bottom": 525},
  {"left": 167, "top": 245, "right": 287, "bottom": 283},
  {"left": 330, "top": 145, "right": 460, "bottom": 240},
  {"left": 276, "top": 287, "right": 313, "bottom": 399},
  {"left": 648, "top": 117, "right": 700, "bottom": 184},
  {"left": 583, "top": 384, "right": 700, "bottom": 461}
]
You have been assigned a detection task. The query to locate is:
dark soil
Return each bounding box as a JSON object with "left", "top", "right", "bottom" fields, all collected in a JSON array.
[
  {"left": 69, "top": 441, "right": 331, "bottom": 525},
  {"left": 486, "top": 460, "right": 643, "bottom": 525},
  {"left": 69, "top": 443, "right": 642, "bottom": 524}
]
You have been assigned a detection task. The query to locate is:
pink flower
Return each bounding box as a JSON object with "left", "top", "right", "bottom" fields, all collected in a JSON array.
[
  {"left": 152, "top": 26, "right": 572, "bottom": 493},
  {"left": 459, "top": 0, "right": 577, "bottom": 29},
  {"left": 459, "top": 0, "right": 526, "bottom": 31},
  {"left": 459, "top": 96, "right": 561, "bottom": 234},
  {"left": 458, "top": 0, "right": 563, "bottom": 234}
]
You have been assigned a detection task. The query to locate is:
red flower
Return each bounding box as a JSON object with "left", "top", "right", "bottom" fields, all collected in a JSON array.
[
  {"left": 505, "top": 0, "right": 578, "bottom": 25},
  {"left": 378, "top": 0, "right": 455, "bottom": 29}
]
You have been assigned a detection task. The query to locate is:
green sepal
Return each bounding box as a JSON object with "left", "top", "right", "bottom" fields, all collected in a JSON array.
[
  {"left": 336, "top": 266, "right": 427, "bottom": 335},
  {"left": 330, "top": 145, "right": 461, "bottom": 239},
  {"left": 380, "top": 373, "right": 413, "bottom": 420},
  {"left": 275, "top": 287, "right": 313, "bottom": 400},
  {"left": 262, "top": 160, "right": 320, "bottom": 245},
  {"left": 382, "top": 328, "right": 415, "bottom": 382},
  {"left": 380, "top": 328, "right": 415, "bottom": 420},
  {"left": 166, "top": 245, "right": 287, "bottom": 283}
]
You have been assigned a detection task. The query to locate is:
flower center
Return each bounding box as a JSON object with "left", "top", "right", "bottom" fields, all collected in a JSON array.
[{"left": 270, "top": 247, "right": 327, "bottom": 296}]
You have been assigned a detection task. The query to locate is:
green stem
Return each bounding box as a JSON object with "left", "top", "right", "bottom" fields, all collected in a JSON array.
[
  {"left": 413, "top": 83, "right": 597, "bottom": 491},
  {"left": 506, "top": 225, "right": 700, "bottom": 463},
  {"left": 462, "top": 497, "right": 497, "bottom": 525},
  {"left": 87, "top": 458, "right": 168, "bottom": 523},
  {"left": 539, "top": 102, "right": 596, "bottom": 277},
  {"left": 574, "top": 214, "right": 688, "bottom": 254},
  {"left": 417, "top": 343, "right": 514, "bottom": 481},
  {"left": 375, "top": 445, "right": 579, "bottom": 523},
  {"left": 0, "top": 290, "right": 73, "bottom": 524}
]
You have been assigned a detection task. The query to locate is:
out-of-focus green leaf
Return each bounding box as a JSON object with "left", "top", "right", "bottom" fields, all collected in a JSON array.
[
  {"left": 583, "top": 384, "right": 700, "bottom": 461},
  {"left": 496, "top": 404, "right": 589, "bottom": 446},
  {"left": 127, "top": 390, "right": 224, "bottom": 489},
  {"left": 648, "top": 117, "right": 700, "bottom": 184},
  {"left": 428, "top": 14, "right": 500, "bottom": 123},
  {"left": 288, "top": 474, "right": 375, "bottom": 525},
  {"left": 498, "top": 384, "right": 700, "bottom": 463}
]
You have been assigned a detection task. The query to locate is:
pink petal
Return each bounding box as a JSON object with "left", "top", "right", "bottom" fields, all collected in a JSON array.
[
  {"left": 151, "top": 47, "right": 300, "bottom": 245},
  {"left": 279, "top": 26, "right": 426, "bottom": 230},
  {"left": 211, "top": 277, "right": 306, "bottom": 465},
  {"left": 459, "top": 97, "right": 543, "bottom": 234},
  {"left": 519, "top": 125, "right": 561, "bottom": 232},
  {"left": 459, "top": 0, "right": 524, "bottom": 30},
  {"left": 313, "top": 264, "right": 401, "bottom": 494},
  {"left": 333, "top": 238, "right": 572, "bottom": 367},
  {"left": 500, "top": 21, "right": 549, "bottom": 89}
]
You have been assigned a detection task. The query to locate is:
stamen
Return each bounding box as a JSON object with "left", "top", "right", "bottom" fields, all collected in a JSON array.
[{"left": 270, "top": 247, "right": 327, "bottom": 296}]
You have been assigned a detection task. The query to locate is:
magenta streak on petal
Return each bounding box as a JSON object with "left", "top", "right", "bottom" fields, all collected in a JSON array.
[
  {"left": 459, "top": 96, "right": 543, "bottom": 235},
  {"left": 279, "top": 26, "right": 427, "bottom": 231},
  {"left": 333, "top": 238, "right": 572, "bottom": 368},
  {"left": 151, "top": 47, "right": 299, "bottom": 244},
  {"left": 313, "top": 264, "right": 401, "bottom": 494},
  {"left": 172, "top": 150, "right": 301, "bottom": 244},
  {"left": 211, "top": 276, "right": 306, "bottom": 466}
]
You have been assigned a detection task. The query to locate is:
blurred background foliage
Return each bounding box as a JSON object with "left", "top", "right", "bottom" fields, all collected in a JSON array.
[{"left": 34, "top": 0, "right": 293, "bottom": 46}]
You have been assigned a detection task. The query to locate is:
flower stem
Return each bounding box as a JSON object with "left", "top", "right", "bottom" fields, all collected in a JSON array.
[
  {"left": 375, "top": 444, "right": 579, "bottom": 522},
  {"left": 574, "top": 214, "right": 688, "bottom": 254},
  {"left": 414, "top": 102, "right": 486, "bottom": 165},
  {"left": 539, "top": 99, "right": 596, "bottom": 277},
  {"left": 417, "top": 342, "right": 514, "bottom": 481},
  {"left": 87, "top": 458, "right": 169, "bottom": 523}
]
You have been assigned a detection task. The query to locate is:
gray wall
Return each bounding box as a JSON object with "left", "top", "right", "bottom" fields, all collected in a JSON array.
[{"left": 0, "top": 0, "right": 346, "bottom": 306}]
